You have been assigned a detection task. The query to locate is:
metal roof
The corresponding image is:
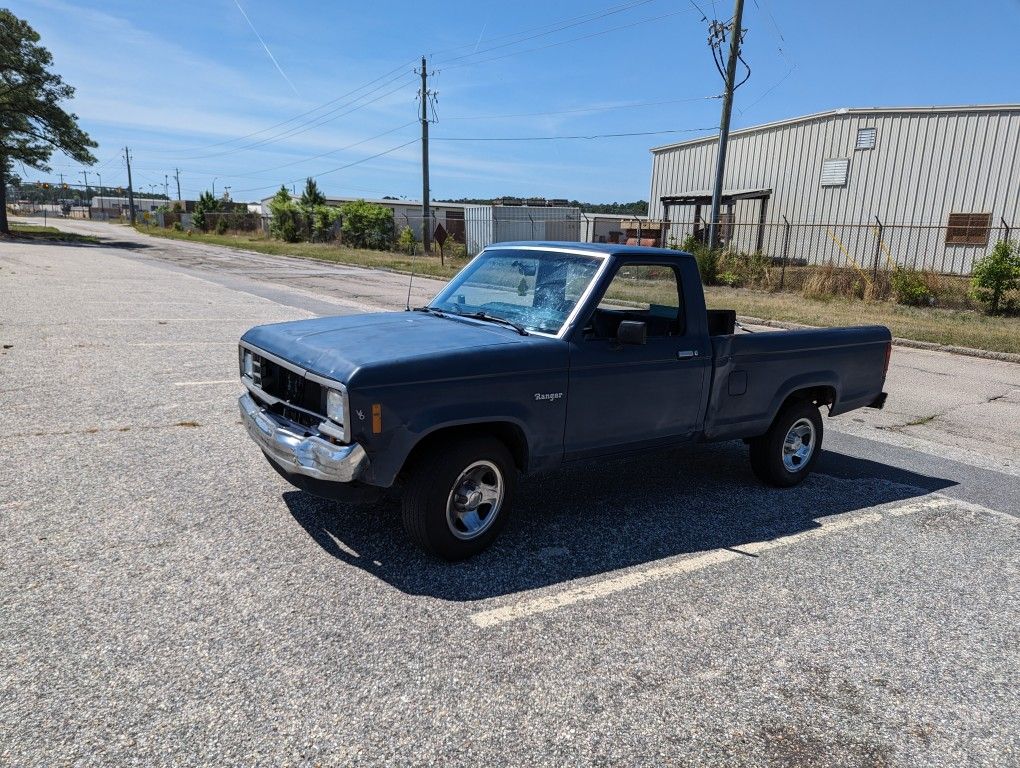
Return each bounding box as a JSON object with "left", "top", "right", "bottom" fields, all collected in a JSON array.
[
  {"left": 650, "top": 104, "right": 1020, "bottom": 153},
  {"left": 661, "top": 188, "right": 772, "bottom": 203}
]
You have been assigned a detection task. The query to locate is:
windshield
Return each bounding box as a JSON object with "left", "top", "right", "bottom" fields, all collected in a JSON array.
[{"left": 429, "top": 248, "right": 604, "bottom": 335}]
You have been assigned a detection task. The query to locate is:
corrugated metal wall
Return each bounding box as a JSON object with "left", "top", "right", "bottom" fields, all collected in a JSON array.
[
  {"left": 464, "top": 205, "right": 582, "bottom": 255},
  {"left": 648, "top": 107, "right": 1020, "bottom": 273}
]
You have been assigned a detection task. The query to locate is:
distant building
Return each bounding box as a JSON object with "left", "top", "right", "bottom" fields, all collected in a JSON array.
[
  {"left": 648, "top": 104, "right": 1020, "bottom": 272},
  {"left": 579, "top": 213, "right": 657, "bottom": 245},
  {"left": 91, "top": 196, "right": 170, "bottom": 217},
  {"left": 463, "top": 203, "right": 581, "bottom": 255}
]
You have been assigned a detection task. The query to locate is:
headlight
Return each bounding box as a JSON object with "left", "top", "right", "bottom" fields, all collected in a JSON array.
[
  {"left": 325, "top": 387, "right": 347, "bottom": 425},
  {"left": 242, "top": 350, "right": 254, "bottom": 378}
]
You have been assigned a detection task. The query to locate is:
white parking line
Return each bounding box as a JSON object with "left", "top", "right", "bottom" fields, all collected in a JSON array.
[
  {"left": 468, "top": 494, "right": 995, "bottom": 629},
  {"left": 172, "top": 379, "right": 237, "bottom": 386}
]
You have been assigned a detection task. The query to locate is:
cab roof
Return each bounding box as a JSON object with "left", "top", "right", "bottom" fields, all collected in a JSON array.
[{"left": 488, "top": 241, "right": 694, "bottom": 259}]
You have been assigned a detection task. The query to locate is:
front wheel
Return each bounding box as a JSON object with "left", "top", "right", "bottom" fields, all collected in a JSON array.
[
  {"left": 749, "top": 401, "right": 823, "bottom": 487},
  {"left": 401, "top": 437, "right": 516, "bottom": 560}
]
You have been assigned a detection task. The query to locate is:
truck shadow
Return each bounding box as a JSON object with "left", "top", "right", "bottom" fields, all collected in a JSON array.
[{"left": 282, "top": 441, "right": 955, "bottom": 601}]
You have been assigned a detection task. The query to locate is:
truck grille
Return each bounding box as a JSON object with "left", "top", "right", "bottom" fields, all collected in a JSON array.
[{"left": 250, "top": 353, "right": 324, "bottom": 416}]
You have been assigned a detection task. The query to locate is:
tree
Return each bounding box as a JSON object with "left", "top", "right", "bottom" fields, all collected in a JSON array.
[
  {"left": 192, "top": 190, "right": 219, "bottom": 231},
  {"left": 340, "top": 199, "right": 394, "bottom": 249},
  {"left": 299, "top": 177, "right": 325, "bottom": 207},
  {"left": 0, "top": 10, "right": 96, "bottom": 234},
  {"left": 971, "top": 240, "right": 1020, "bottom": 315},
  {"left": 267, "top": 185, "right": 301, "bottom": 242}
]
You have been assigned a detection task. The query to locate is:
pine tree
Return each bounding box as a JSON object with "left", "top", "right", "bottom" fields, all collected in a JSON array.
[
  {"left": 299, "top": 177, "right": 325, "bottom": 207},
  {"left": 0, "top": 10, "right": 97, "bottom": 233}
]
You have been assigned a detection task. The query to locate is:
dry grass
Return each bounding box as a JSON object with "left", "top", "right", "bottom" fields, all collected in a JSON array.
[
  {"left": 134, "top": 225, "right": 1020, "bottom": 354},
  {"left": 135, "top": 224, "right": 465, "bottom": 280},
  {"left": 6, "top": 222, "right": 100, "bottom": 244},
  {"left": 705, "top": 286, "right": 1020, "bottom": 354}
]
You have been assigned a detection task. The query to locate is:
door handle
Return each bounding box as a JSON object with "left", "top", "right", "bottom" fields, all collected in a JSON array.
[{"left": 676, "top": 350, "right": 699, "bottom": 360}]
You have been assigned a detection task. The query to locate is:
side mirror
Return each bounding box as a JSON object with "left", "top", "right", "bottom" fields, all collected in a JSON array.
[{"left": 617, "top": 320, "right": 647, "bottom": 345}]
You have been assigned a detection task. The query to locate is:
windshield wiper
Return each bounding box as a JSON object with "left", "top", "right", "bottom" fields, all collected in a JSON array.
[
  {"left": 465, "top": 311, "right": 529, "bottom": 336},
  {"left": 417, "top": 305, "right": 529, "bottom": 335},
  {"left": 412, "top": 305, "right": 451, "bottom": 318}
]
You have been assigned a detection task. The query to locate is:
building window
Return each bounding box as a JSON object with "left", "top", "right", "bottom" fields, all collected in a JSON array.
[
  {"left": 855, "top": 127, "right": 877, "bottom": 150},
  {"left": 945, "top": 212, "right": 992, "bottom": 246},
  {"left": 820, "top": 158, "right": 850, "bottom": 187}
]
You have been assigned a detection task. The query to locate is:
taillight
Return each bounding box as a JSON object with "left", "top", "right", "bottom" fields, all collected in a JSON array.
[{"left": 883, "top": 342, "right": 892, "bottom": 376}]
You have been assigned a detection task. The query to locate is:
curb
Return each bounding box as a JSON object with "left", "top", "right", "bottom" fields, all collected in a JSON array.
[{"left": 735, "top": 315, "right": 1020, "bottom": 364}]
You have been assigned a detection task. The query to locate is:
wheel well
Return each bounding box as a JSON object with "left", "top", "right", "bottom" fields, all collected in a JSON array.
[
  {"left": 400, "top": 422, "right": 529, "bottom": 478},
  {"left": 784, "top": 385, "right": 836, "bottom": 412}
]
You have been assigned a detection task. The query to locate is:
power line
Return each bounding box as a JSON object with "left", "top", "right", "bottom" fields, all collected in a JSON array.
[
  {"left": 433, "top": 127, "right": 717, "bottom": 141},
  {"left": 160, "top": 60, "right": 417, "bottom": 156},
  {"left": 442, "top": 94, "right": 721, "bottom": 121},
  {"left": 439, "top": 8, "right": 696, "bottom": 71},
  {"left": 435, "top": 0, "right": 655, "bottom": 66},
  {"left": 230, "top": 138, "right": 419, "bottom": 196},
  {"left": 165, "top": 74, "right": 416, "bottom": 161},
  {"left": 426, "top": 0, "right": 656, "bottom": 61},
  {"left": 237, "top": 122, "right": 419, "bottom": 176},
  {"left": 752, "top": 0, "right": 789, "bottom": 61}
]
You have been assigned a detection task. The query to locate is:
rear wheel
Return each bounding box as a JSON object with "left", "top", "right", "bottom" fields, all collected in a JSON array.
[
  {"left": 401, "top": 437, "right": 516, "bottom": 560},
  {"left": 749, "top": 400, "right": 823, "bottom": 487}
]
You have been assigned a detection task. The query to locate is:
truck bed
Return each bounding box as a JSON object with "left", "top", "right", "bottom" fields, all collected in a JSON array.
[{"left": 703, "top": 324, "right": 891, "bottom": 441}]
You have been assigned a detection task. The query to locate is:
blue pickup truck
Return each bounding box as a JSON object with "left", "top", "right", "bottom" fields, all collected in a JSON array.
[{"left": 239, "top": 243, "right": 890, "bottom": 559}]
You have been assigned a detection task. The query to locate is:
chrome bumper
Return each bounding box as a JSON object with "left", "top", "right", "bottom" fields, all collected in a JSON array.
[{"left": 238, "top": 393, "right": 368, "bottom": 483}]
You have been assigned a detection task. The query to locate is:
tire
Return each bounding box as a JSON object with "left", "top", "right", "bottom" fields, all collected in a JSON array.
[
  {"left": 401, "top": 437, "right": 516, "bottom": 560},
  {"left": 749, "top": 400, "right": 823, "bottom": 487}
]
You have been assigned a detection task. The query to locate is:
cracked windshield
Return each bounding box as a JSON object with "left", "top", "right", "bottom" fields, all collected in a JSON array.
[{"left": 429, "top": 249, "right": 603, "bottom": 334}]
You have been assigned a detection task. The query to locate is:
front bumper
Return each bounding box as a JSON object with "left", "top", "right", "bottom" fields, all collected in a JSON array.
[{"left": 238, "top": 392, "right": 368, "bottom": 483}]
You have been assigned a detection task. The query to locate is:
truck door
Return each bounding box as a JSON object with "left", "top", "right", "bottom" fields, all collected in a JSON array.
[{"left": 564, "top": 262, "right": 710, "bottom": 458}]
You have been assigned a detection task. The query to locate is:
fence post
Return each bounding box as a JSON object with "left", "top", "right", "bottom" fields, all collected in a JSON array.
[
  {"left": 779, "top": 215, "right": 791, "bottom": 290},
  {"left": 1002, "top": 217, "right": 1011, "bottom": 242},
  {"left": 872, "top": 215, "right": 883, "bottom": 279}
]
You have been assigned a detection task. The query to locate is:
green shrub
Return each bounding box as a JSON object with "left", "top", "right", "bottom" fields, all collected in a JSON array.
[
  {"left": 191, "top": 190, "right": 219, "bottom": 231},
  {"left": 267, "top": 185, "right": 301, "bottom": 243},
  {"left": 717, "top": 271, "right": 740, "bottom": 287},
  {"left": 215, "top": 217, "right": 228, "bottom": 235},
  {"left": 310, "top": 204, "right": 341, "bottom": 242},
  {"left": 340, "top": 199, "right": 394, "bottom": 249},
  {"left": 971, "top": 240, "right": 1020, "bottom": 314},
  {"left": 171, "top": 221, "right": 183, "bottom": 232},
  {"left": 891, "top": 266, "right": 934, "bottom": 306},
  {"left": 693, "top": 246, "right": 720, "bottom": 285},
  {"left": 397, "top": 225, "right": 416, "bottom": 254}
]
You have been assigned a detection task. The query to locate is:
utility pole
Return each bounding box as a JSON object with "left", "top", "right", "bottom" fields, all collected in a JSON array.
[
  {"left": 707, "top": 0, "right": 746, "bottom": 249},
  {"left": 81, "top": 170, "right": 91, "bottom": 219},
  {"left": 124, "top": 146, "right": 137, "bottom": 224},
  {"left": 164, "top": 174, "right": 169, "bottom": 200},
  {"left": 174, "top": 168, "right": 182, "bottom": 202},
  {"left": 418, "top": 55, "right": 433, "bottom": 254}
]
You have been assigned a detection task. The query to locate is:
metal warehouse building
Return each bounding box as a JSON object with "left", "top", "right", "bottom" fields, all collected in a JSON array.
[{"left": 648, "top": 105, "right": 1020, "bottom": 273}]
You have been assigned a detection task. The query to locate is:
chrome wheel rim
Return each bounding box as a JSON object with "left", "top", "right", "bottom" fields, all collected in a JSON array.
[
  {"left": 446, "top": 460, "right": 504, "bottom": 540},
  {"left": 782, "top": 417, "right": 816, "bottom": 472}
]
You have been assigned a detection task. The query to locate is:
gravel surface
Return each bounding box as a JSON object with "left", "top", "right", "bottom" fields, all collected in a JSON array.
[{"left": 1, "top": 230, "right": 1018, "bottom": 767}]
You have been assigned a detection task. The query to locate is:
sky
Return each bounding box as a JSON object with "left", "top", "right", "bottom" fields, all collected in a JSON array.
[{"left": 10, "top": 0, "right": 1020, "bottom": 203}]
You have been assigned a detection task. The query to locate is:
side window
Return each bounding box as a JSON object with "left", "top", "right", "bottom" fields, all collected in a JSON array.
[{"left": 590, "top": 264, "right": 684, "bottom": 339}]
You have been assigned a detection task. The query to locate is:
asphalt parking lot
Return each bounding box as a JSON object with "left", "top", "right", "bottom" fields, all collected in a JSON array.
[{"left": 2, "top": 222, "right": 1018, "bottom": 766}]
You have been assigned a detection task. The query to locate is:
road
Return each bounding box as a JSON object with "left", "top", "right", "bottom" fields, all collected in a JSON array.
[{"left": 2, "top": 220, "right": 1018, "bottom": 766}]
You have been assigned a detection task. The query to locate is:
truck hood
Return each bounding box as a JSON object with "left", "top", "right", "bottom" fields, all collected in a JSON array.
[{"left": 241, "top": 311, "right": 543, "bottom": 384}]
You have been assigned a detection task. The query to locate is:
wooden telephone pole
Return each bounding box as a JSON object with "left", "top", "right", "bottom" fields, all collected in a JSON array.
[{"left": 707, "top": 0, "right": 746, "bottom": 248}]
